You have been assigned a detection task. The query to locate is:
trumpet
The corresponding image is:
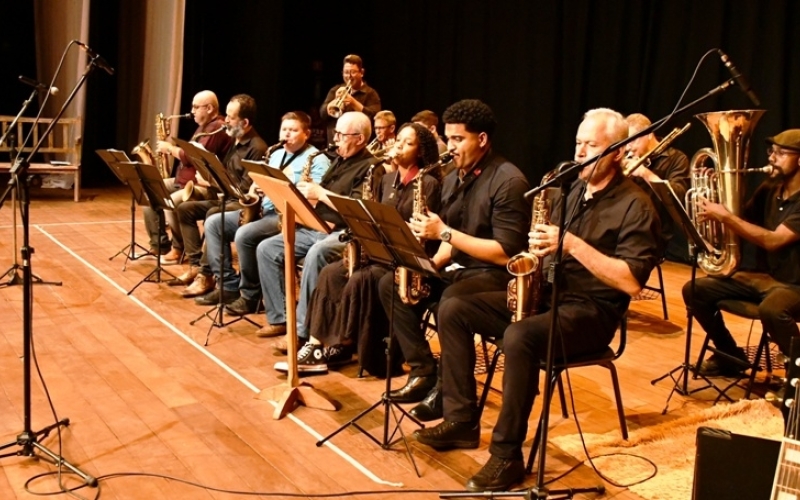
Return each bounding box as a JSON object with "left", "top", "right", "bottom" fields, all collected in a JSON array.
[
  {"left": 329, "top": 82, "right": 352, "bottom": 118},
  {"left": 623, "top": 122, "right": 692, "bottom": 176}
]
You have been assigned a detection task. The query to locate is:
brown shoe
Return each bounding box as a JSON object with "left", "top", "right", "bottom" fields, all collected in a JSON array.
[
  {"left": 181, "top": 273, "right": 215, "bottom": 298},
  {"left": 257, "top": 323, "right": 287, "bottom": 338},
  {"left": 161, "top": 247, "right": 183, "bottom": 265},
  {"left": 270, "top": 334, "right": 306, "bottom": 353},
  {"left": 167, "top": 266, "right": 198, "bottom": 287}
]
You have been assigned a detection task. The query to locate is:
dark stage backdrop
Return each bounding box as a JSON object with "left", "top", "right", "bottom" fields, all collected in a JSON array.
[{"left": 4, "top": 0, "right": 800, "bottom": 191}]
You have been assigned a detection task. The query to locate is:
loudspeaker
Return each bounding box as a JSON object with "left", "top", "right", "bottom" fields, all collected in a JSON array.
[{"left": 692, "top": 426, "right": 781, "bottom": 500}]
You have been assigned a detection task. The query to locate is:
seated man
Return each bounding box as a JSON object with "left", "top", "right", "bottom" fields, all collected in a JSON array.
[
  {"left": 684, "top": 129, "right": 800, "bottom": 376},
  {"left": 255, "top": 111, "right": 380, "bottom": 344},
  {"left": 199, "top": 111, "right": 331, "bottom": 309},
  {"left": 175, "top": 94, "right": 267, "bottom": 299},
  {"left": 368, "top": 110, "right": 397, "bottom": 156},
  {"left": 417, "top": 108, "right": 660, "bottom": 493},
  {"left": 412, "top": 109, "right": 448, "bottom": 155},
  {"left": 142, "top": 90, "right": 231, "bottom": 260}
]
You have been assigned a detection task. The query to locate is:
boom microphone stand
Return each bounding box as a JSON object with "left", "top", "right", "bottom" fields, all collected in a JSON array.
[{"left": 0, "top": 50, "right": 109, "bottom": 487}]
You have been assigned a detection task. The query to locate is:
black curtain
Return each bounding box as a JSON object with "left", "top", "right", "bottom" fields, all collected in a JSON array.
[{"left": 8, "top": 0, "right": 800, "bottom": 189}]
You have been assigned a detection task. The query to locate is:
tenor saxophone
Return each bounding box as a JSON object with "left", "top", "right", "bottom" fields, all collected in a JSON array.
[
  {"left": 342, "top": 163, "right": 376, "bottom": 278},
  {"left": 238, "top": 140, "right": 286, "bottom": 227},
  {"left": 506, "top": 169, "right": 557, "bottom": 322}
]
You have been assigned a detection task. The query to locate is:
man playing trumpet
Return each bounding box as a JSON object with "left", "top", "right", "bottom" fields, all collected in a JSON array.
[{"left": 319, "top": 54, "right": 381, "bottom": 145}]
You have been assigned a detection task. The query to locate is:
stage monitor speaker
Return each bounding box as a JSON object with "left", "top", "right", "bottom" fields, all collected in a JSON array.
[{"left": 692, "top": 426, "right": 781, "bottom": 500}]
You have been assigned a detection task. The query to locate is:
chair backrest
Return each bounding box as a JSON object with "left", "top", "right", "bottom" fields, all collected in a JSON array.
[
  {"left": 0, "top": 115, "right": 82, "bottom": 166},
  {"left": 613, "top": 312, "right": 628, "bottom": 361}
]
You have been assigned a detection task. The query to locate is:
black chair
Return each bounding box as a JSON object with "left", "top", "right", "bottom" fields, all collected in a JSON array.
[
  {"left": 475, "top": 314, "right": 629, "bottom": 474},
  {"left": 632, "top": 259, "right": 668, "bottom": 320},
  {"left": 695, "top": 299, "right": 775, "bottom": 402}
]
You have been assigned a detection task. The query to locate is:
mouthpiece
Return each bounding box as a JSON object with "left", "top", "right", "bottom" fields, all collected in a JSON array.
[
  {"left": 181, "top": 113, "right": 192, "bottom": 119},
  {"left": 755, "top": 165, "right": 773, "bottom": 174}
]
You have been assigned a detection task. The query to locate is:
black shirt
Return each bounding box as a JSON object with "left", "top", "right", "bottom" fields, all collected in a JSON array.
[
  {"left": 222, "top": 129, "right": 268, "bottom": 194},
  {"left": 745, "top": 180, "right": 800, "bottom": 285},
  {"left": 316, "top": 148, "right": 381, "bottom": 229},
  {"left": 631, "top": 146, "right": 690, "bottom": 243},
  {"left": 381, "top": 167, "right": 442, "bottom": 256},
  {"left": 319, "top": 83, "right": 382, "bottom": 144},
  {"left": 440, "top": 150, "right": 531, "bottom": 271},
  {"left": 548, "top": 172, "right": 661, "bottom": 315}
]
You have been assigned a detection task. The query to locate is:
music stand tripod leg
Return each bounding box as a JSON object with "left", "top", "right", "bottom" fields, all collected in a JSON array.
[
  {"left": 127, "top": 211, "right": 177, "bottom": 294},
  {"left": 109, "top": 192, "right": 151, "bottom": 270}
]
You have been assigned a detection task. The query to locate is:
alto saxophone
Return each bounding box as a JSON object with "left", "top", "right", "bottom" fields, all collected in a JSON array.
[
  {"left": 181, "top": 125, "right": 227, "bottom": 202},
  {"left": 506, "top": 169, "right": 557, "bottom": 322},
  {"left": 238, "top": 140, "right": 286, "bottom": 227},
  {"left": 342, "top": 163, "right": 376, "bottom": 278}
]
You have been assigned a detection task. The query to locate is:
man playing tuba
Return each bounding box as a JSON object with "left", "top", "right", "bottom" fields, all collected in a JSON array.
[
  {"left": 684, "top": 129, "right": 800, "bottom": 378},
  {"left": 141, "top": 90, "right": 231, "bottom": 262}
]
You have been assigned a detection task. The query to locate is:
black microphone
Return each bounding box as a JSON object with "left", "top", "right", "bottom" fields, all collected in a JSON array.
[
  {"left": 75, "top": 41, "right": 115, "bottom": 75},
  {"left": 717, "top": 49, "right": 760, "bottom": 106},
  {"left": 18, "top": 75, "right": 59, "bottom": 95}
]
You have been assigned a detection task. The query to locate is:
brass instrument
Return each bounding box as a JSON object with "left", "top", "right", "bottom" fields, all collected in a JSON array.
[
  {"left": 367, "top": 137, "right": 396, "bottom": 158},
  {"left": 191, "top": 124, "right": 226, "bottom": 141},
  {"left": 300, "top": 144, "right": 333, "bottom": 183},
  {"left": 685, "top": 110, "right": 765, "bottom": 277},
  {"left": 623, "top": 123, "right": 692, "bottom": 176},
  {"left": 131, "top": 139, "right": 155, "bottom": 167},
  {"left": 342, "top": 163, "right": 377, "bottom": 277},
  {"left": 238, "top": 140, "right": 287, "bottom": 226},
  {"left": 154, "top": 113, "right": 192, "bottom": 178},
  {"left": 329, "top": 82, "right": 352, "bottom": 118},
  {"left": 506, "top": 168, "right": 558, "bottom": 322},
  {"left": 178, "top": 125, "right": 228, "bottom": 202}
]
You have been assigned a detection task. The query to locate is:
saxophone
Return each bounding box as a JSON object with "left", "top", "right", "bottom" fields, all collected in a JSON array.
[
  {"left": 238, "top": 140, "right": 286, "bottom": 226},
  {"left": 506, "top": 168, "right": 557, "bottom": 322},
  {"left": 181, "top": 125, "right": 227, "bottom": 202},
  {"left": 342, "top": 163, "right": 376, "bottom": 278},
  {"left": 154, "top": 113, "right": 172, "bottom": 178}
]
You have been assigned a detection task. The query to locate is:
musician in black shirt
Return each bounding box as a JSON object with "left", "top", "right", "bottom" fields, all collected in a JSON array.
[{"left": 319, "top": 54, "right": 381, "bottom": 145}]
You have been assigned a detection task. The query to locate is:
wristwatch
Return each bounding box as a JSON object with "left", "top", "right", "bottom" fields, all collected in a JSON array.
[{"left": 440, "top": 226, "right": 452, "bottom": 243}]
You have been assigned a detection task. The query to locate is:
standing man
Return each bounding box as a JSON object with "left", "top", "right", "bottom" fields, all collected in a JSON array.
[
  {"left": 319, "top": 54, "right": 381, "bottom": 145},
  {"left": 177, "top": 94, "right": 268, "bottom": 299},
  {"left": 377, "top": 99, "right": 531, "bottom": 407},
  {"left": 439, "top": 108, "right": 660, "bottom": 492},
  {"left": 255, "top": 111, "right": 379, "bottom": 345},
  {"left": 684, "top": 129, "right": 800, "bottom": 376},
  {"left": 143, "top": 90, "right": 232, "bottom": 262}
]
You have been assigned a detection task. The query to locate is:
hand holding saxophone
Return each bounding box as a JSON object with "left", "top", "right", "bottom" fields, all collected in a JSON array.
[
  {"left": 155, "top": 140, "right": 175, "bottom": 156},
  {"left": 410, "top": 211, "right": 444, "bottom": 240},
  {"left": 529, "top": 223, "right": 575, "bottom": 257},
  {"left": 297, "top": 180, "right": 323, "bottom": 202}
]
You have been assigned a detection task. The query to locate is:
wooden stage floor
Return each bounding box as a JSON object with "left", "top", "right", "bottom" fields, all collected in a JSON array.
[{"left": 0, "top": 187, "right": 773, "bottom": 499}]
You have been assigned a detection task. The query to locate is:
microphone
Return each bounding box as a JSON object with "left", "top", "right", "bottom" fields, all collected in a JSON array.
[
  {"left": 18, "top": 75, "right": 59, "bottom": 95},
  {"left": 75, "top": 41, "right": 115, "bottom": 75},
  {"left": 717, "top": 49, "right": 760, "bottom": 106}
]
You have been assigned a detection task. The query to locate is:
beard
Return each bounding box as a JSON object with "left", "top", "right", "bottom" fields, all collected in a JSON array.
[{"left": 226, "top": 123, "right": 244, "bottom": 139}]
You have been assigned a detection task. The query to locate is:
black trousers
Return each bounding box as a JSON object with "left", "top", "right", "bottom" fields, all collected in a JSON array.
[
  {"left": 487, "top": 297, "right": 619, "bottom": 460},
  {"left": 377, "top": 268, "right": 510, "bottom": 378},
  {"left": 682, "top": 271, "right": 800, "bottom": 356},
  {"left": 176, "top": 199, "right": 241, "bottom": 268}
]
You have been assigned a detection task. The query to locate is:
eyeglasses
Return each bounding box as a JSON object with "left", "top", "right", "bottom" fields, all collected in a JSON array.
[
  {"left": 334, "top": 131, "right": 361, "bottom": 139},
  {"left": 191, "top": 103, "right": 209, "bottom": 110},
  {"left": 374, "top": 126, "right": 391, "bottom": 131},
  {"left": 767, "top": 147, "right": 800, "bottom": 158}
]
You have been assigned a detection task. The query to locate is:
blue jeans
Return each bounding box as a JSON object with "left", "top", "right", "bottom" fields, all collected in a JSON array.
[
  {"left": 257, "top": 228, "right": 345, "bottom": 339},
  {"left": 204, "top": 209, "right": 241, "bottom": 292},
  {"left": 234, "top": 211, "right": 281, "bottom": 300}
]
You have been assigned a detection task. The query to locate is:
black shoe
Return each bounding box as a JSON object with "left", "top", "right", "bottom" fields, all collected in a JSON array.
[
  {"left": 225, "top": 296, "right": 259, "bottom": 316},
  {"left": 194, "top": 289, "right": 238, "bottom": 306},
  {"left": 409, "top": 385, "right": 443, "bottom": 422},
  {"left": 465, "top": 455, "right": 525, "bottom": 492},
  {"left": 413, "top": 420, "right": 480, "bottom": 450},
  {"left": 698, "top": 351, "right": 747, "bottom": 377},
  {"left": 385, "top": 375, "right": 437, "bottom": 403}
]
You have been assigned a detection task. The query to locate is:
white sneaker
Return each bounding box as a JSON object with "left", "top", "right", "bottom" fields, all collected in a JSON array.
[{"left": 274, "top": 343, "right": 328, "bottom": 373}]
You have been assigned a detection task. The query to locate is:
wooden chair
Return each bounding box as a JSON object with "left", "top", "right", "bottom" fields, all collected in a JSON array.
[{"left": 0, "top": 116, "right": 82, "bottom": 201}]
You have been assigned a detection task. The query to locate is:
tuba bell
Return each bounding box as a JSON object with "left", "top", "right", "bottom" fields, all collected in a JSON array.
[{"left": 685, "top": 110, "right": 765, "bottom": 277}]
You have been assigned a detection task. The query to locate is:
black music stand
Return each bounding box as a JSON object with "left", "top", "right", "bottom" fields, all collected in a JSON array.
[
  {"left": 123, "top": 161, "right": 178, "bottom": 295},
  {"left": 176, "top": 139, "right": 260, "bottom": 343},
  {"left": 315, "top": 194, "right": 436, "bottom": 477},
  {"left": 648, "top": 180, "right": 725, "bottom": 413},
  {"left": 96, "top": 149, "right": 152, "bottom": 270},
  {"left": 248, "top": 172, "right": 338, "bottom": 419}
]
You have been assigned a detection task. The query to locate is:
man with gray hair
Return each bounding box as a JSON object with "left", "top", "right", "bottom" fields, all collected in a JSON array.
[
  {"left": 255, "top": 111, "right": 381, "bottom": 345},
  {"left": 416, "top": 108, "right": 661, "bottom": 492}
]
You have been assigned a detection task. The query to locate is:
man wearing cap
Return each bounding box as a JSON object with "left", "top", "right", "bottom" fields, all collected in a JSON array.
[{"left": 683, "top": 129, "right": 800, "bottom": 377}]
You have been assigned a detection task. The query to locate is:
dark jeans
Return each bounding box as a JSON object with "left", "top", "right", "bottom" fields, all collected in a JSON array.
[
  {"left": 488, "top": 298, "right": 619, "bottom": 460},
  {"left": 377, "top": 268, "right": 510, "bottom": 378},
  {"left": 176, "top": 199, "right": 240, "bottom": 268},
  {"left": 682, "top": 271, "right": 800, "bottom": 355}
]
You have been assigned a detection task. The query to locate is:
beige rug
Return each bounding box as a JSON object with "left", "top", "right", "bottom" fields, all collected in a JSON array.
[{"left": 550, "top": 399, "right": 784, "bottom": 500}]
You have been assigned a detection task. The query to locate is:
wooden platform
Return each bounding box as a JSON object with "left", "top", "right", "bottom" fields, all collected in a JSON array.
[{"left": 0, "top": 187, "right": 771, "bottom": 499}]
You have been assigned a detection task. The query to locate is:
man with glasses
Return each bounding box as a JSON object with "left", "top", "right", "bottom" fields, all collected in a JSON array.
[
  {"left": 254, "top": 111, "right": 381, "bottom": 346},
  {"left": 684, "top": 129, "right": 800, "bottom": 377},
  {"left": 142, "top": 90, "right": 232, "bottom": 262},
  {"left": 369, "top": 110, "right": 396, "bottom": 156},
  {"left": 320, "top": 54, "right": 381, "bottom": 145}
]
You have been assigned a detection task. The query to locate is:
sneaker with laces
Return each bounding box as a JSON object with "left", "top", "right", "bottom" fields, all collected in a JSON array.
[
  {"left": 274, "top": 343, "right": 328, "bottom": 374},
  {"left": 325, "top": 345, "right": 354, "bottom": 368}
]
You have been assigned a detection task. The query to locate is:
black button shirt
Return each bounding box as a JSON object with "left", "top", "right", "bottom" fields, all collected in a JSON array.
[
  {"left": 316, "top": 148, "right": 381, "bottom": 229},
  {"left": 631, "top": 146, "right": 690, "bottom": 243},
  {"left": 222, "top": 129, "right": 268, "bottom": 194},
  {"left": 745, "top": 180, "right": 800, "bottom": 285}
]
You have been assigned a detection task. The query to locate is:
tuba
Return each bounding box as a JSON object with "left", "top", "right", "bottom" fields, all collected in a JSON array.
[
  {"left": 238, "top": 140, "right": 287, "bottom": 226},
  {"left": 393, "top": 154, "right": 451, "bottom": 304},
  {"left": 685, "top": 110, "right": 765, "bottom": 277},
  {"left": 506, "top": 168, "right": 557, "bottom": 322},
  {"left": 329, "top": 82, "right": 352, "bottom": 118}
]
